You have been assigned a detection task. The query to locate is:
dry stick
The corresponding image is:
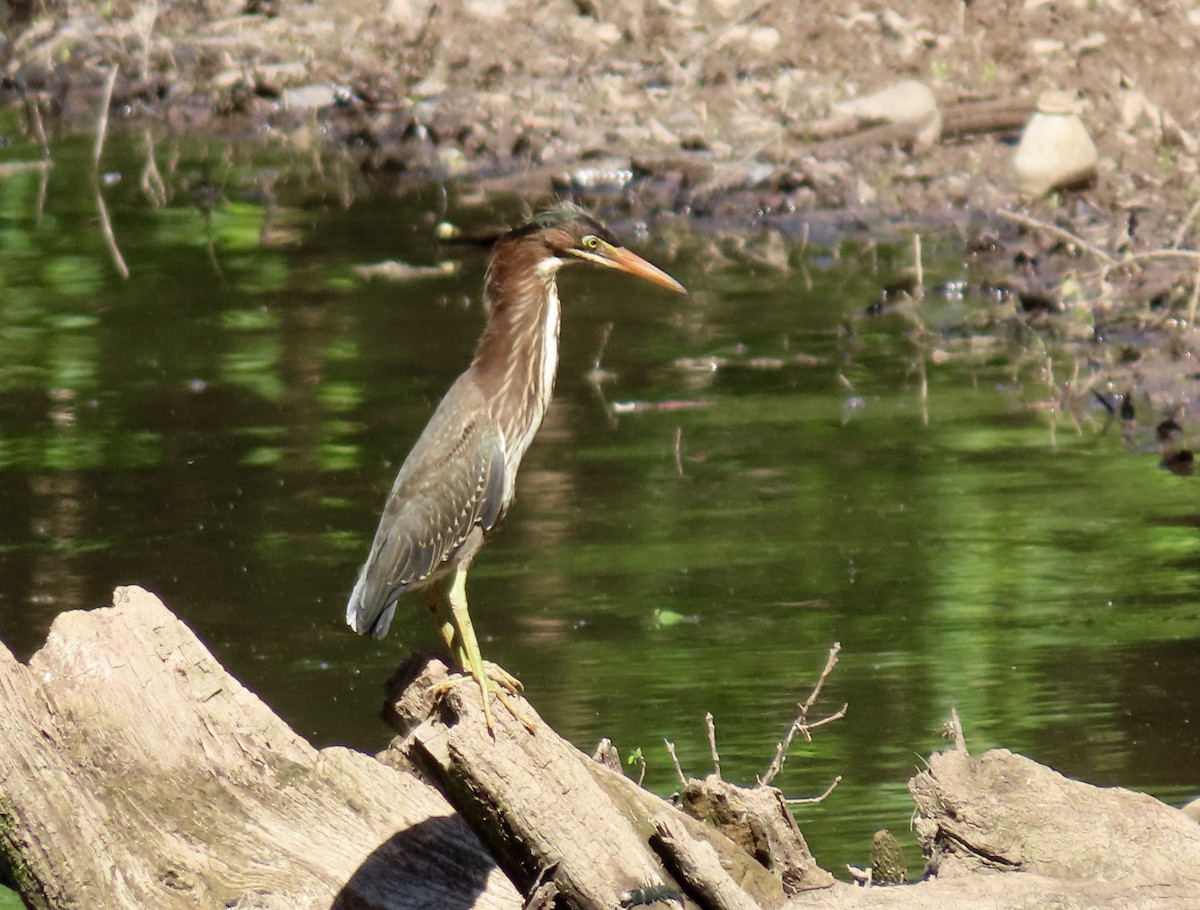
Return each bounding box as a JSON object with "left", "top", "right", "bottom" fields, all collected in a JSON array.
[
  {"left": 1114, "top": 248, "right": 1200, "bottom": 269},
  {"left": 1187, "top": 262, "right": 1200, "bottom": 327},
  {"left": 761, "top": 642, "right": 844, "bottom": 787},
  {"left": 673, "top": 427, "right": 684, "bottom": 478},
  {"left": 786, "top": 774, "right": 842, "bottom": 806},
  {"left": 948, "top": 706, "right": 967, "bottom": 753},
  {"left": 664, "top": 739, "right": 687, "bottom": 788},
  {"left": 995, "top": 208, "right": 1117, "bottom": 267},
  {"left": 705, "top": 712, "right": 720, "bottom": 781},
  {"left": 1171, "top": 194, "right": 1200, "bottom": 250}
]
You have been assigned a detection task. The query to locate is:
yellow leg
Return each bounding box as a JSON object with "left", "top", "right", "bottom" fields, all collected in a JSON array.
[{"left": 427, "top": 568, "right": 529, "bottom": 733}]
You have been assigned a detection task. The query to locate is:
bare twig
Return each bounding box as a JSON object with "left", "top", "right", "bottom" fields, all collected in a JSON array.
[
  {"left": 673, "top": 427, "right": 684, "bottom": 477},
  {"left": 761, "top": 642, "right": 845, "bottom": 787},
  {"left": 664, "top": 739, "right": 687, "bottom": 788},
  {"left": 628, "top": 748, "right": 647, "bottom": 787},
  {"left": 705, "top": 712, "right": 720, "bottom": 781},
  {"left": 1172, "top": 194, "right": 1200, "bottom": 250},
  {"left": 1186, "top": 263, "right": 1200, "bottom": 326},
  {"left": 800, "top": 642, "right": 841, "bottom": 716},
  {"left": 940, "top": 706, "right": 968, "bottom": 753},
  {"left": 1113, "top": 248, "right": 1200, "bottom": 269},
  {"left": 995, "top": 209, "right": 1117, "bottom": 267},
  {"left": 786, "top": 774, "right": 842, "bottom": 806}
]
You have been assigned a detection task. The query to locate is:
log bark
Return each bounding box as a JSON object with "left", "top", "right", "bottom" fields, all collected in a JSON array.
[
  {"left": 910, "top": 745, "right": 1200, "bottom": 885},
  {"left": 3, "top": 589, "right": 1200, "bottom": 910},
  {"left": 785, "top": 745, "right": 1200, "bottom": 910},
  {"left": 0, "top": 586, "right": 521, "bottom": 910},
  {"left": 382, "top": 658, "right": 805, "bottom": 910}
]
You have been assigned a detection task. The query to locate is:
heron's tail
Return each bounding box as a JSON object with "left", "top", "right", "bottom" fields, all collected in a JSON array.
[{"left": 345, "top": 568, "right": 398, "bottom": 639}]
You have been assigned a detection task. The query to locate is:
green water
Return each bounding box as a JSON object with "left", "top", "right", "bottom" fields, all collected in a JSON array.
[{"left": 1, "top": 121, "right": 1199, "bottom": 896}]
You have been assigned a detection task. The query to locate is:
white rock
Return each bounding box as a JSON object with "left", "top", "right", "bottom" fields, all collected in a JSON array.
[
  {"left": 1028, "top": 38, "right": 1064, "bottom": 56},
  {"left": 747, "top": 26, "right": 780, "bottom": 55},
  {"left": 1013, "top": 91, "right": 1098, "bottom": 196},
  {"left": 282, "top": 84, "right": 337, "bottom": 112}
]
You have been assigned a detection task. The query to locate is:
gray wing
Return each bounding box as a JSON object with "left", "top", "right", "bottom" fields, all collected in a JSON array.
[{"left": 346, "top": 376, "right": 507, "bottom": 638}]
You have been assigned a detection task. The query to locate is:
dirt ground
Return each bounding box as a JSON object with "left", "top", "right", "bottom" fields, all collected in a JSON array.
[
  {"left": 5, "top": 0, "right": 1199, "bottom": 217},
  {"left": 5, "top": 0, "right": 1200, "bottom": 428}
]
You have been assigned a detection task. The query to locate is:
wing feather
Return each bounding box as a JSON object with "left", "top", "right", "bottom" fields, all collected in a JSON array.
[{"left": 345, "top": 377, "right": 507, "bottom": 637}]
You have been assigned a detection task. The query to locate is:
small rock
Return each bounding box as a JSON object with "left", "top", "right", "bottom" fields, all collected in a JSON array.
[
  {"left": 1028, "top": 37, "right": 1064, "bottom": 56},
  {"left": 746, "top": 25, "right": 780, "bottom": 55},
  {"left": 1013, "top": 91, "right": 1098, "bottom": 197},
  {"left": 281, "top": 84, "right": 337, "bottom": 112}
]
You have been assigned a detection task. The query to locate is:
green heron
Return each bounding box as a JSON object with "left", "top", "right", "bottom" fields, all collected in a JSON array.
[{"left": 346, "top": 202, "right": 686, "bottom": 730}]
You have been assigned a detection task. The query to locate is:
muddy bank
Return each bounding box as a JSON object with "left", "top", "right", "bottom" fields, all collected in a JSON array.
[
  {"left": 4, "top": 0, "right": 1198, "bottom": 220},
  {"left": 5, "top": 0, "right": 1200, "bottom": 432}
]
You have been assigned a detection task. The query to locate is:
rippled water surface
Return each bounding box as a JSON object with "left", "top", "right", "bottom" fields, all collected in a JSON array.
[{"left": 1, "top": 124, "right": 1199, "bottom": 892}]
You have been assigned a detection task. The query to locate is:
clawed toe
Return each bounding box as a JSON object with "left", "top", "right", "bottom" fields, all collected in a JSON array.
[{"left": 429, "top": 665, "right": 535, "bottom": 733}]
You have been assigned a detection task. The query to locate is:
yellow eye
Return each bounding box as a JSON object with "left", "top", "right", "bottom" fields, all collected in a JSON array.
[{"left": 582, "top": 234, "right": 600, "bottom": 250}]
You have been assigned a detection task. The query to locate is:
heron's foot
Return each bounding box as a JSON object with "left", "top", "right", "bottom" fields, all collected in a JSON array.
[
  {"left": 430, "top": 664, "right": 534, "bottom": 733},
  {"left": 481, "top": 659, "right": 523, "bottom": 694}
]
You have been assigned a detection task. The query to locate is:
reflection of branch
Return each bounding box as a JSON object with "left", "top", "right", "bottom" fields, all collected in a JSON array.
[
  {"left": 93, "top": 66, "right": 118, "bottom": 170},
  {"left": 23, "top": 88, "right": 54, "bottom": 226},
  {"left": 140, "top": 129, "right": 167, "bottom": 207},
  {"left": 586, "top": 322, "right": 619, "bottom": 428},
  {"left": 26, "top": 94, "right": 50, "bottom": 158},
  {"left": 93, "top": 182, "right": 129, "bottom": 279},
  {"left": 92, "top": 66, "right": 129, "bottom": 279}
]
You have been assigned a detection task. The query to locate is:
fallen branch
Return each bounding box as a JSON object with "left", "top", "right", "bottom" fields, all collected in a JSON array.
[{"left": 994, "top": 208, "right": 1117, "bottom": 267}]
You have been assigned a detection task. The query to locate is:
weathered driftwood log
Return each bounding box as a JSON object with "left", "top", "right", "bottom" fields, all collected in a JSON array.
[
  {"left": 0, "top": 586, "right": 521, "bottom": 910},
  {"left": 910, "top": 746, "right": 1200, "bottom": 884},
  {"left": 5, "top": 588, "right": 1200, "bottom": 910},
  {"left": 786, "top": 745, "right": 1200, "bottom": 910},
  {"left": 381, "top": 658, "right": 818, "bottom": 910}
]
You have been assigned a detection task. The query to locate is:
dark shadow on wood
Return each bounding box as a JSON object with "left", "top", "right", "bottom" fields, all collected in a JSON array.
[{"left": 331, "top": 814, "right": 497, "bottom": 910}]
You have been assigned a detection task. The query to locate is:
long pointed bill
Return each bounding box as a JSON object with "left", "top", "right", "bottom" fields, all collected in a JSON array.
[{"left": 578, "top": 244, "right": 687, "bottom": 294}]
